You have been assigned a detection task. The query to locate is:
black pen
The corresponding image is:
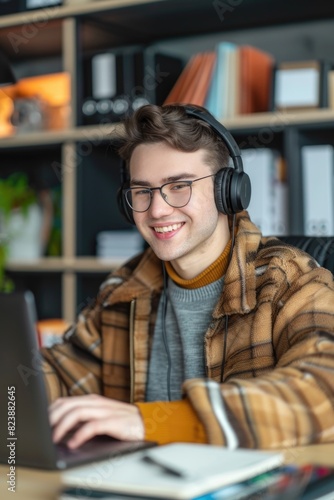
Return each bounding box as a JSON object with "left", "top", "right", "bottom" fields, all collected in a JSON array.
[{"left": 141, "top": 454, "right": 185, "bottom": 478}]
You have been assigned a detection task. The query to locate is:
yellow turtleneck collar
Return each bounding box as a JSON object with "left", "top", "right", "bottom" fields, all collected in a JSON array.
[{"left": 164, "top": 239, "right": 232, "bottom": 289}]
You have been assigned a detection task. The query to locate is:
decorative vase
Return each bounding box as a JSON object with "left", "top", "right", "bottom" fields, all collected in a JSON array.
[{"left": 0, "top": 204, "right": 44, "bottom": 260}]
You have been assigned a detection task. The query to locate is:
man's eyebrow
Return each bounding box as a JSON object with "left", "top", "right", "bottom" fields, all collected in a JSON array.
[
  {"left": 130, "top": 173, "right": 196, "bottom": 187},
  {"left": 129, "top": 179, "right": 151, "bottom": 187}
]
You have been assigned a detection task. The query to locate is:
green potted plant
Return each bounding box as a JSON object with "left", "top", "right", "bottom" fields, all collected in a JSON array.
[
  {"left": 0, "top": 244, "right": 13, "bottom": 292},
  {"left": 0, "top": 172, "right": 38, "bottom": 292}
]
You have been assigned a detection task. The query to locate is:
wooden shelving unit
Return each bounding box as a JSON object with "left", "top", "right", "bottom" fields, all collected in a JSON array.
[{"left": 1, "top": 0, "right": 334, "bottom": 321}]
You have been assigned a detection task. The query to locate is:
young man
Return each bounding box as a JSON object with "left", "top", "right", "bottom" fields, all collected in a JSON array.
[{"left": 44, "top": 104, "right": 334, "bottom": 451}]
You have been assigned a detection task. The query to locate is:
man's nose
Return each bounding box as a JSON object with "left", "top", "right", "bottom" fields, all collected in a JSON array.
[{"left": 149, "top": 189, "right": 173, "bottom": 217}]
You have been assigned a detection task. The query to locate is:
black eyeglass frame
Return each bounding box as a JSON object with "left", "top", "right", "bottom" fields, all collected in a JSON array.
[{"left": 123, "top": 173, "right": 215, "bottom": 213}]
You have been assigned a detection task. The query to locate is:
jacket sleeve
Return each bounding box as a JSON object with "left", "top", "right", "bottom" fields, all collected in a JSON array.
[
  {"left": 40, "top": 254, "right": 143, "bottom": 402},
  {"left": 182, "top": 269, "right": 334, "bottom": 449},
  {"left": 41, "top": 301, "right": 104, "bottom": 402},
  {"left": 136, "top": 400, "right": 207, "bottom": 445}
]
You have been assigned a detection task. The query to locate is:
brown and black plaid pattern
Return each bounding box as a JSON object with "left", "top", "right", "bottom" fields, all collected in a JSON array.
[{"left": 42, "top": 212, "right": 334, "bottom": 449}]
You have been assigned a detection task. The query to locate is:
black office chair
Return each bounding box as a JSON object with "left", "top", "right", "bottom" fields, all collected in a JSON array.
[{"left": 277, "top": 236, "right": 334, "bottom": 274}]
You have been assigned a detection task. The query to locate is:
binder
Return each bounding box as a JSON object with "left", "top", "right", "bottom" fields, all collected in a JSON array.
[
  {"left": 164, "top": 53, "right": 203, "bottom": 104},
  {"left": 271, "top": 156, "right": 289, "bottom": 236},
  {"left": 242, "top": 148, "right": 285, "bottom": 236},
  {"left": 301, "top": 144, "right": 334, "bottom": 236},
  {"left": 0, "top": 0, "right": 21, "bottom": 13},
  {"left": 81, "top": 46, "right": 184, "bottom": 125},
  {"left": 142, "top": 48, "right": 185, "bottom": 106},
  {"left": 272, "top": 182, "right": 289, "bottom": 236}
]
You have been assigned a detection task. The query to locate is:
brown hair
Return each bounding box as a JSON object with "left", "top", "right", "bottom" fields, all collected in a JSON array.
[{"left": 117, "top": 104, "right": 230, "bottom": 174}]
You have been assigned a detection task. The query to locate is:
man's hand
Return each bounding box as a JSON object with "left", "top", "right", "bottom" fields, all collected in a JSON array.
[{"left": 49, "top": 394, "right": 144, "bottom": 449}]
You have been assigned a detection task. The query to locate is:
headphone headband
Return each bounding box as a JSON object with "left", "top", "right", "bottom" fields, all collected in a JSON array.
[{"left": 183, "top": 105, "right": 244, "bottom": 172}]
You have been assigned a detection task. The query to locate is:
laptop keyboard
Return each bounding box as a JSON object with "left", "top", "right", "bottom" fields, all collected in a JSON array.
[{"left": 55, "top": 435, "right": 156, "bottom": 469}]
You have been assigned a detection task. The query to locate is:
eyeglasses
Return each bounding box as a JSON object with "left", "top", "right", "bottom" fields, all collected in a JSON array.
[{"left": 123, "top": 174, "right": 215, "bottom": 213}]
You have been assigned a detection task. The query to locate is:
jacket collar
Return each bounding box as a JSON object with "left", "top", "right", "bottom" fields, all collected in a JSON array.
[
  {"left": 212, "top": 211, "right": 262, "bottom": 318},
  {"left": 104, "top": 211, "right": 261, "bottom": 316},
  {"left": 103, "top": 248, "right": 163, "bottom": 307}
]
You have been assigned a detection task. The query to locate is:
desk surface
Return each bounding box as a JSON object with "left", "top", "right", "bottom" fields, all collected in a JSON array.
[{"left": 1, "top": 442, "right": 334, "bottom": 500}]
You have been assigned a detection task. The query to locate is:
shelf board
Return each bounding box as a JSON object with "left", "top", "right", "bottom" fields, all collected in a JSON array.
[
  {"left": 1, "top": 110, "right": 334, "bottom": 149},
  {"left": 224, "top": 109, "right": 334, "bottom": 130},
  {"left": 0, "top": 0, "right": 160, "bottom": 28},
  {"left": 0, "top": 123, "right": 122, "bottom": 148},
  {"left": 5, "top": 256, "right": 125, "bottom": 272}
]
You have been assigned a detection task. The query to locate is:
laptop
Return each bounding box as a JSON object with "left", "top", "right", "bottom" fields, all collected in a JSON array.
[{"left": 0, "top": 291, "right": 156, "bottom": 470}]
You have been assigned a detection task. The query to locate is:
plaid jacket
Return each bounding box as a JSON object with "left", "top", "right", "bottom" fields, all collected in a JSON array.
[{"left": 42, "top": 212, "right": 334, "bottom": 449}]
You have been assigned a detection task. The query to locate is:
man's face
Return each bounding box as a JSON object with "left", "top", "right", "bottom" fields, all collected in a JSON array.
[{"left": 130, "top": 142, "right": 230, "bottom": 279}]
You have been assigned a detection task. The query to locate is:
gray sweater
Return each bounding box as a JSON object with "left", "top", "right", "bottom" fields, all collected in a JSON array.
[{"left": 146, "top": 276, "right": 225, "bottom": 401}]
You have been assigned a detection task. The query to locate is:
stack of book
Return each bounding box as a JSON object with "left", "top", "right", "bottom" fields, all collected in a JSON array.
[{"left": 164, "top": 43, "right": 274, "bottom": 120}]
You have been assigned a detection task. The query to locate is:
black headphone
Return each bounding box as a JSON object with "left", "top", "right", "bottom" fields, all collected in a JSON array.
[{"left": 117, "top": 105, "right": 251, "bottom": 225}]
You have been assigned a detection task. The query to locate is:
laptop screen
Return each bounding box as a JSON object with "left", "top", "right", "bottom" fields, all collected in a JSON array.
[
  {"left": 0, "top": 291, "right": 156, "bottom": 470},
  {"left": 0, "top": 291, "right": 59, "bottom": 468}
]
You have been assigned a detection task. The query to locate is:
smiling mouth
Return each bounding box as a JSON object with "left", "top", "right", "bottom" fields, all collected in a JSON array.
[{"left": 153, "top": 223, "right": 184, "bottom": 233}]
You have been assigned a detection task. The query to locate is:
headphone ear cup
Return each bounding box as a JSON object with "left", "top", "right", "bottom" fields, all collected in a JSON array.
[
  {"left": 117, "top": 185, "right": 135, "bottom": 225},
  {"left": 214, "top": 168, "right": 251, "bottom": 215},
  {"left": 230, "top": 169, "right": 251, "bottom": 214},
  {"left": 215, "top": 168, "right": 232, "bottom": 215}
]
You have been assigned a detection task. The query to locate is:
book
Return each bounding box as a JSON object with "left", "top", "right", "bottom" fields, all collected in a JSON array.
[
  {"left": 163, "top": 53, "right": 203, "bottom": 104},
  {"left": 183, "top": 52, "right": 216, "bottom": 106},
  {"left": 272, "top": 180, "right": 289, "bottom": 236},
  {"left": 166, "top": 43, "right": 273, "bottom": 118},
  {"left": 238, "top": 45, "right": 274, "bottom": 115},
  {"left": 61, "top": 443, "right": 283, "bottom": 499},
  {"left": 301, "top": 144, "right": 334, "bottom": 236},
  {"left": 164, "top": 52, "right": 215, "bottom": 107},
  {"left": 228, "top": 46, "right": 240, "bottom": 118},
  {"left": 205, "top": 42, "right": 237, "bottom": 119}
]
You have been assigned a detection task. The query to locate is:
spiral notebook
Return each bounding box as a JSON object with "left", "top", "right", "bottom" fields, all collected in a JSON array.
[{"left": 62, "top": 443, "right": 284, "bottom": 499}]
